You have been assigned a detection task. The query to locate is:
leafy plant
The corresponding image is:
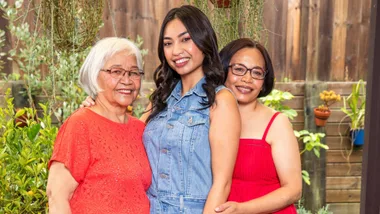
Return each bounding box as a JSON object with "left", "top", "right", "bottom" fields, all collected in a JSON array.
[
  {"left": 341, "top": 80, "right": 366, "bottom": 130},
  {"left": 295, "top": 130, "right": 328, "bottom": 186},
  {"left": 295, "top": 130, "right": 328, "bottom": 158},
  {"left": 296, "top": 201, "right": 332, "bottom": 214},
  {"left": 259, "top": 89, "right": 297, "bottom": 120},
  {"left": 0, "top": 88, "right": 58, "bottom": 213}
]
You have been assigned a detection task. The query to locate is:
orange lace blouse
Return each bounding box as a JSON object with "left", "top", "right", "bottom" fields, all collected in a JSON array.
[{"left": 49, "top": 108, "right": 151, "bottom": 214}]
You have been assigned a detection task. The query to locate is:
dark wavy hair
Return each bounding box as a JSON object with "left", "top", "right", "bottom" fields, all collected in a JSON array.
[
  {"left": 219, "top": 38, "right": 275, "bottom": 97},
  {"left": 147, "top": 5, "right": 224, "bottom": 122}
]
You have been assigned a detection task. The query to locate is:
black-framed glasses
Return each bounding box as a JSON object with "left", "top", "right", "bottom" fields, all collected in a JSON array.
[
  {"left": 228, "top": 63, "right": 266, "bottom": 80},
  {"left": 101, "top": 67, "right": 144, "bottom": 80}
]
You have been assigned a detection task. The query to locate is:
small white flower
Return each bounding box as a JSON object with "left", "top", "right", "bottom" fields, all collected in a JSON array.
[{"left": 15, "top": 0, "right": 23, "bottom": 9}]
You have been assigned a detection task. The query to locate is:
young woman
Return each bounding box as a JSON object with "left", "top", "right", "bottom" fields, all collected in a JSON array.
[
  {"left": 81, "top": 5, "right": 240, "bottom": 214},
  {"left": 214, "top": 38, "right": 302, "bottom": 214},
  {"left": 141, "top": 5, "right": 241, "bottom": 214},
  {"left": 47, "top": 37, "right": 151, "bottom": 213}
]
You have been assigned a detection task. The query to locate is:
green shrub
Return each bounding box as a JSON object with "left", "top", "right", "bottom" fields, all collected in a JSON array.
[{"left": 0, "top": 89, "right": 58, "bottom": 213}]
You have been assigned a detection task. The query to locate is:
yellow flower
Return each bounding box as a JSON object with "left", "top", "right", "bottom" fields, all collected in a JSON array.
[
  {"left": 27, "top": 191, "right": 34, "bottom": 196},
  {"left": 127, "top": 106, "right": 133, "bottom": 112}
]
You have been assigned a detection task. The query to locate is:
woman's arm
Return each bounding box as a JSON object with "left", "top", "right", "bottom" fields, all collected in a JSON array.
[
  {"left": 46, "top": 162, "right": 79, "bottom": 214},
  {"left": 203, "top": 89, "right": 241, "bottom": 214},
  {"left": 215, "top": 113, "right": 302, "bottom": 214}
]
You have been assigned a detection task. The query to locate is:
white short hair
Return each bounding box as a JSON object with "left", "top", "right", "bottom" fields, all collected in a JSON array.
[{"left": 79, "top": 37, "right": 143, "bottom": 98}]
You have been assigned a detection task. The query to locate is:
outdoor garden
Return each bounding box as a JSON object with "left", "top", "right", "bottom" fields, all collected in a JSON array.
[{"left": 0, "top": 0, "right": 370, "bottom": 213}]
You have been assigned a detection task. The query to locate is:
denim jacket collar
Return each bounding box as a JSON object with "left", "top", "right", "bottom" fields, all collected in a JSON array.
[{"left": 169, "top": 77, "right": 207, "bottom": 101}]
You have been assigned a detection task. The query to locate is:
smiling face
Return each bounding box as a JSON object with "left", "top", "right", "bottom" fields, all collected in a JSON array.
[
  {"left": 163, "top": 18, "right": 205, "bottom": 79},
  {"left": 225, "top": 47, "right": 266, "bottom": 105},
  {"left": 97, "top": 50, "right": 141, "bottom": 108}
]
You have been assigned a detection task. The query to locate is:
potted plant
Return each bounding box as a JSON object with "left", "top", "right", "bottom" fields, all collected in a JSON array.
[
  {"left": 314, "top": 90, "right": 341, "bottom": 127},
  {"left": 341, "top": 80, "right": 366, "bottom": 146}
]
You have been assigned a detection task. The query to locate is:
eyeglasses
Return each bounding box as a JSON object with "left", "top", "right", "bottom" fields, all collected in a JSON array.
[
  {"left": 229, "top": 63, "right": 266, "bottom": 80},
  {"left": 101, "top": 67, "right": 144, "bottom": 80}
]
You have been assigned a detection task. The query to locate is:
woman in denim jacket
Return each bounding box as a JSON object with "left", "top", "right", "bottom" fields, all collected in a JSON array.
[{"left": 140, "top": 5, "right": 241, "bottom": 214}]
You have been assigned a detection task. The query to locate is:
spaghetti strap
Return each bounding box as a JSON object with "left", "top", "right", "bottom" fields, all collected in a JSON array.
[{"left": 262, "top": 112, "right": 281, "bottom": 141}]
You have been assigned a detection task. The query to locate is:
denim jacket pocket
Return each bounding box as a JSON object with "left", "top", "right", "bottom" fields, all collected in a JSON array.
[{"left": 177, "top": 112, "right": 208, "bottom": 128}]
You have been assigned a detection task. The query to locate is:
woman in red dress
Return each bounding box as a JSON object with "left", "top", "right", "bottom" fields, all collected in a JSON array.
[{"left": 215, "top": 38, "right": 302, "bottom": 214}]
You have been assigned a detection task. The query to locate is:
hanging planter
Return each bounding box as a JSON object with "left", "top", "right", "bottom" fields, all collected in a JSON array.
[
  {"left": 210, "top": 0, "right": 233, "bottom": 8},
  {"left": 314, "top": 90, "right": 341, "bottom": 127},
  {"left": 314, "top": 108, "right": 331, "bottom": 127},
  {"left": 350, "top": 129, "right": 365, "bottom": 146}
]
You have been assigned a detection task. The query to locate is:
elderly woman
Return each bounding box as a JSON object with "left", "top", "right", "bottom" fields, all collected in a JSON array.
[{"left": 46, "top": 37, "right": 151, "bottom": 214}]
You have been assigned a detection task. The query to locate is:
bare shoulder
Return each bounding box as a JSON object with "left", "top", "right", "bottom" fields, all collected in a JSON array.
[
  {"left": 210, "top": 88, "right": 239, "bottom": 119},
  {"left": 267, "top": 110, "right": 296, "bottom": 144},
  {"left": 272, "top": 112, "right": 292, "bottom": 127},
  {"left": 214, "top": 88, "right": 237, "bottom": 106}
]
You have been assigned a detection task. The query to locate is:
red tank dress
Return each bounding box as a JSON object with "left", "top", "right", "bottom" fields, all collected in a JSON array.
[{"left": 228, "top": 112, "right": 297, "bottom": 213}]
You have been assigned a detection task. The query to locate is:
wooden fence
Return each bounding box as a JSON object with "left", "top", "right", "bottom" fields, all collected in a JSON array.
[
  {"left": 277, "top": 81, "right": 362, "bottom": 214},
  {"left": 0, "top": 0, "right": 372, "bottom": 82}
]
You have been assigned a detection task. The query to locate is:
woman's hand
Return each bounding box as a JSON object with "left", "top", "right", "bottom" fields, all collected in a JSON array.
[
  {"left": 215, "top": 202, "right": 244, "bottom": 214},
  {"left": 80, "top": 96, "right": 95, "bottom": 108}
]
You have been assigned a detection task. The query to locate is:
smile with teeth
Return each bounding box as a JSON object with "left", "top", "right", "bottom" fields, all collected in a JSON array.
[
  {"left": 117, "top": 89, "right": 133, "bottom": 94},
  {"left": 236, "top": 86, "right": 253, "bottom": 93},
  {"left": 175, "top": 58, "right": 189, "bottom": 64}
]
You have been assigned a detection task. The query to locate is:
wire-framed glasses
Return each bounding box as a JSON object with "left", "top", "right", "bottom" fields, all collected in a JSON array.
[{"left": 101, "top": 67, "right": 144, "bottom": 80}]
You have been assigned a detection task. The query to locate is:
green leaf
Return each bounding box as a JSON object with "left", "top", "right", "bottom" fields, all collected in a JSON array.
[
  {"left": 299, "top": 130, "right": 309, "bottom": 135},
  {"left": 27, "top": 124, "right": 41, "bottom": 141},
  {"left": 25, "top": 166, "right": 34, "bottom": 175},
  {"left": 282, "top": 92, "right": 294, "bottom": 100},
  {"left": 313, "top": 148, "right": 320, "bottom": 158},
  {"left": 294, "top": 131, "right": 301, "bottom": 138},
  {"left": 303, "top": 136, "right": 311, "bottom": 143},
  {"left": 306, "top": 143, "right": 313, "bottom": 151}
]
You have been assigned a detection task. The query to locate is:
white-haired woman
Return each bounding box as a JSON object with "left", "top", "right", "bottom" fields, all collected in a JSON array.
[{"left": 46, "top": 37, "right": 151, "bottom": 214}]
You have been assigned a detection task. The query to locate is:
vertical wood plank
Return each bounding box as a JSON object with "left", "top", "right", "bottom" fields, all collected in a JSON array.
[
  {"left": 305, "top": 0, "right": 320, "bottom": 81},
  {"left": 299, "top": 0, "right": 310, "bottom": 82},
  {"left": 330, "top": 0, "right": 348, "bottom": 81},
  {"left": 345, "top": 0, "right": 362, "bottom": 81},
  {"left": 286, "top": 0, "right": 302, "bottom": 80},
  {"left": 357, "top": 0, "right": 371, "bottom": 81},
  {"left": 317, "top": 0, "right": 333, "bottom": 81},
  {"left": 263, "top": 0, "right": 287, "bottom": 81}
]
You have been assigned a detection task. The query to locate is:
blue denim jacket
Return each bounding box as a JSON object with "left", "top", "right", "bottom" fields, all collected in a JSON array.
[{"left": 143, "top": 77, "right": 225, "bottom": 213}]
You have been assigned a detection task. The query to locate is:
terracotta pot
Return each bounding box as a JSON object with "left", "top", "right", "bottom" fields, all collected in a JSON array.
[
  {"left": 314, "top": 108, "right": 331, "bottom": 127},
  {"left": 14, "top": 108, "right": 38, "bottom": 127},
  {"left": 210, "top": 0, "right": 232, "bottom": 8}
]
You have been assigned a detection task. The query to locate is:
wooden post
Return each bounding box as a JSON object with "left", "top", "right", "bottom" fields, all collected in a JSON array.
[
  {"left": 302, "top": 82, "right": 327, "bottom": 212},
  {"left": 301, "top": 0, "right": 327, "bottom": 212},
  {"left": 360, "top": 0, "right": 380, "bottom": 213}
]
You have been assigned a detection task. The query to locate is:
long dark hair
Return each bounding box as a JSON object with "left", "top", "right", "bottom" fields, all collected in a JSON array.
[
  {"left": 219, "top": 38, "right": 275, "bottom": 97},
  {"left": 147, "top": 5, "right": 224, "bottom": 122}
]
